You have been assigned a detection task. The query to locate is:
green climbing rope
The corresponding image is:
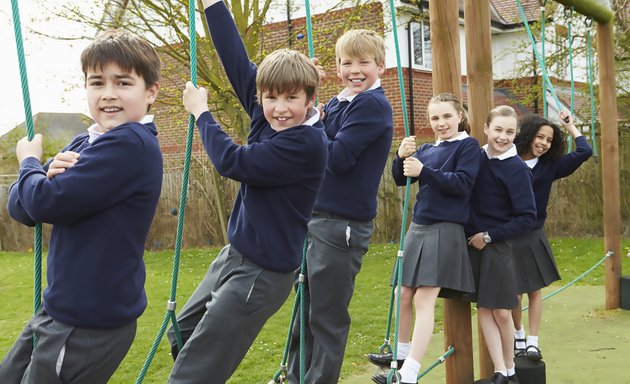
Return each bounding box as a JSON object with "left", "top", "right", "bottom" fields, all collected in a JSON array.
[
  {"left": 135, "top": 0, "right": 196, "bottom": 382},
  {"left": 541, "top": 1, "right": 548, "bottom": 118},
  {"left": 566, "top": 6, "right": 575, "bottom": 152},
  {"left": 270, "top": 240, "right": 307, "bottom": 384},
  {"left": 269, "top": 2, "right": 315, "bottom": 382},
  {"left": 10, "top": 0, "right": 44, "bottom": 344},
  {"left": 300, "top": 9, "right": 315, "bottom": 378},
  {"left": 522, "top": 251, "right": 612, "bottom": 312},
  {"left": 383, "top": 1, "right": 412, "bottom": 383},
  {"left": 585, "top": 17, "right": 599, "bottom": 162},
  {"left": 416, "top": 346, "right": 455, "bottom": 380},
  {"left": 516, "top": 0, "right": 566, "bottom": 116}
]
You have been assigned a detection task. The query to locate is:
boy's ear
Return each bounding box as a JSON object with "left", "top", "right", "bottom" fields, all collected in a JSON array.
[
  {"left": 307, "top": 93, "right": 317, "bottom": 109},
  {"left": 377, "top": 61, "right": 385, "bottom": 76},
  {"left": 483, "top": 123, "right": 489, "bottom": 135},
  {"left": 146, "top": 82, "right": 160, "bottom": 105}
]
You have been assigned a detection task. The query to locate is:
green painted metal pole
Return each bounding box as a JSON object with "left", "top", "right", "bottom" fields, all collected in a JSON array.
[{"left": 554, "top": 0, "right": 613, "bottom": 23}]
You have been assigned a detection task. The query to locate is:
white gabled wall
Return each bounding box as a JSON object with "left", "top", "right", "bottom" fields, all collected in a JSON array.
[{"left": 266, "top": 1, "right": 589, "bottom": 83}]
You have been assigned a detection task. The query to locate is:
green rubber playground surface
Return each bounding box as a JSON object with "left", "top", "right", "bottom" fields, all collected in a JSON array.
[
  {"left": 342, "top": 285, "right": 630, "bottom": 384},
  {"left": 1, "top": 239, "right": 629, "bottom": 383}
]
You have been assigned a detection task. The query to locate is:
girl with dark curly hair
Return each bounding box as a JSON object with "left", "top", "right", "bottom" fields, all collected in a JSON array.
[{"left": 512, "top": 110, "right": 592, "bottom": 362}]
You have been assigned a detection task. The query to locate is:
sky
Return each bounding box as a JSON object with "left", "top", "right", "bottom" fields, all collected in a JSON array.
[
  {"left": 0, "top": 0, "right": 358, "bottom": 138},
  {"left": 0, "top": 0, "right": 94, "bottom": 138},
  {"left": 0, "top": 0, "right": 281, "bottom": 139}
]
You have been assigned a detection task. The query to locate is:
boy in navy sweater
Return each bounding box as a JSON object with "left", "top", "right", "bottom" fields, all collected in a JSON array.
[
  {"left": 287, "top": 29, "right": 394, "bottom": 384},
  {"left": 165, "top": 1, "right": 327, "bottom": 383},
  {"left": 1, "top": 30, "right": 162, "bottom": 384}
]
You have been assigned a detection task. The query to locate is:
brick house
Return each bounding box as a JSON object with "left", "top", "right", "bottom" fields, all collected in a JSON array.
[{"left": 153, "top": 0, "right": 590, "bottom": 171}]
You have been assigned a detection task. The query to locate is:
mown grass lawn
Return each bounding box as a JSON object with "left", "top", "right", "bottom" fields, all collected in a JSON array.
[{"left": 1, "top": 238, "right": 628, "bottom": 383}]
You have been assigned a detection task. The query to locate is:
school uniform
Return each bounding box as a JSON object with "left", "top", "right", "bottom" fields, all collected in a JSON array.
[
  {"left": 466, "top": 145, "right": 536, "bottom": 309},
  {"left": 286, "top": 78, "right": 393, "bottom": 382},
  {"left": 513, "top": 136, "right": 592, "bottom": 293},
  {"left": 166, "top": 3, "right": 328, "bottom": 383},
  {"left": 391, "top": 132, "right": 479, "bottom": 297},
  {"left": 2, "top": 117, "right": 163, "bottom": 383}
]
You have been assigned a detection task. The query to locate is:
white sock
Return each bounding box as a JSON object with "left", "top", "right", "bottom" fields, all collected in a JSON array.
[
  {"left": 527, "top": 335, "right": 539, "bottom": 349},
  {"left": 506, "top": 366, "right": 516, "bottom": 376},
  {"left": 514, "top": 327, "right": 526, "bottom": 349},
  {"left": 399, "top": 357, "right": 420, "bottom": 383},
  {"left": 397, "top": 342, "right": 411, "bottom": 360}
]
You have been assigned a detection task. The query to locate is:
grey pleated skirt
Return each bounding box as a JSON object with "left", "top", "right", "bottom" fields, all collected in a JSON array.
[
  {"left": 466, "top": 241, "right": 518, "bottom": 309},
  {"left": 390, "top": 222, "right": 475, "bottom": 295},
  {"left": 513, "top": 228, "right": 560, "bottom": 294}
]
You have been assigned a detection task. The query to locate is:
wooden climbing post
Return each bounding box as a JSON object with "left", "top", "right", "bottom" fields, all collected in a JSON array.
[
  {"left": 464, "top": 0, "right": 494, "bottom": 378},
  {"left": 430, "top": 1, "right": 474, "bottom": 383},
  {"left": 596, "top": 19, "right": 621, "bottom": 309}
]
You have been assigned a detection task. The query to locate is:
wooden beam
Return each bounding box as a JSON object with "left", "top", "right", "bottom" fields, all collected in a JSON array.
[
  {"left": 554, "top": 0, "right": 613, "bottom": 24},
  {"left": 596, "top": 20, "right": 621, "bottom": 309},
  {"left": 430, "top": 2, "right": 474, "bottom": 383},
  {"left": 464, "top": 0, "right": 492, "bottom": 146},
  {"left": 464, "top": 1, "right": 493, "bottom": 377},
  {"left": 430, "top": 0, "right": 462, "bottom": 95}
]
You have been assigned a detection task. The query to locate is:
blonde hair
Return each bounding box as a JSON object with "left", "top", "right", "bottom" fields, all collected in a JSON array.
[
  {"left": 427, "top": 93, "right": 471, "bottom": 133},
  {"left": 256, "top": 49, "right": 319, "bottom": 103},
  {"left": 486, "top": 105, "right": 518, "bottom": 126},
  {"left": 335, "top": 29, "right": 386, "bottom": 66}
]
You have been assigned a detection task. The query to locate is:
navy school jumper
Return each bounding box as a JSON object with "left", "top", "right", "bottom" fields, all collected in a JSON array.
[
  {"left": 529, "top": 135, "right": 592, "bottom": 229},
  {"left": 314, "top": 85, "right": 393, "bottom": 221},
  {"left": 7, "top": 122, "right": 163, "bottom": 328},
  {"left": 466, "top": 147, "right": 537, "bottom": 241},
  {"left": 392, "top": 135, "right": 481, "bottom": 225},
  {"left": 203, "top": 2, "right": 328, "bottom": 272}
]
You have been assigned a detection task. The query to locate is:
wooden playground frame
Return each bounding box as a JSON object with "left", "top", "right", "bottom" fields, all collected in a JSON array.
[{"left": 427, "top": 0, "right": 620, "bottom": 382}]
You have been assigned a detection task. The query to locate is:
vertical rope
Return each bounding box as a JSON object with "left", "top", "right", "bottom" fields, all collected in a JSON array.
[
  {"left": 301, "top": 2, "right": 315, "bottom": 382},
  {"left": 10, "top": 0, "right": 44, "bottom": 345},
  {"left": 269, "top": 3, "right": 315, "bottom": 382},
  {"left": 515, "top": 0, "right": 565, "bottom": 113},
  {"left": 385, "top": 1, "right": 412, "bottom": 382},
  {"left": 304, "top": 0, "right": 315, "bottom": 59},
  {"left": 566, "top": 6, "right": 575, "bottom": 151},
  {"left": 270, "top": 241, "right": 307, "bottom": 383},
  {"left": 585, "top": 19, "right": 599, "bottom": 162},
  {"left": 136, "top": 0, "right": 196, "bottom": 382},
  {"left": 541, "top": 4, "right": 548, "bottom": 118}
]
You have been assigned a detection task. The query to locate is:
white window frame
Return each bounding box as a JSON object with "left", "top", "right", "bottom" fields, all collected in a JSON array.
[{"left": 411, "top": 20, "right": 432, "bottom": 70}]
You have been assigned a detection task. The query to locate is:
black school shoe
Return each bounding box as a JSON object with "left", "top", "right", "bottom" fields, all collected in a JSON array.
[
  {"left": 488, "top": 372, "right": 509, "bottom": 384},
  {"left": 514, "top": 337, "right": 527, "bottom": 357},
  {"left": 508, "top": 373, "right": 520, "bottom": 383},
  {"left": 367, "top": 352, "right": 405, "bottom": 368},
  {"left": 526, "top": 345, "right": 543, "bottom": 361},
  {"left": 371, "top": 373, "right": 416, "bottom": 384}
]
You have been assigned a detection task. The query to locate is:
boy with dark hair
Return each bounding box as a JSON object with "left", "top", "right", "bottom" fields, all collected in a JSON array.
[
  {"left": 1, "top": 30, "right": 163, "bottom": 383},
  {"left": 165, "top": 1, "right": 327, "bottom": 383},
  {"left": 287, "top": 28, "right": 394, "bottom": 384}
]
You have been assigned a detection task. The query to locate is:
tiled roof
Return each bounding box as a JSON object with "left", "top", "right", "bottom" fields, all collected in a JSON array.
[
  {"left": 489, "top": 0, "right": 541, "bottom": 26},
  {"left": 404, "top": 0, "right": 542, "bottom": 27},
  {"left": 460, "top": 86, "right": 532, "bottom": 117}
]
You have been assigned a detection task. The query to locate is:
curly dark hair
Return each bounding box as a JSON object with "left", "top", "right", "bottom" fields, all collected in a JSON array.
[{"left": 515, "top": 114, "right": 566, "bottom": 162}]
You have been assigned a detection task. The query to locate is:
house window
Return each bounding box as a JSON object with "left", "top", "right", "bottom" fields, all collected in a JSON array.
[{"left": 412, "top": 21, "right": 431, "bottom": 69}]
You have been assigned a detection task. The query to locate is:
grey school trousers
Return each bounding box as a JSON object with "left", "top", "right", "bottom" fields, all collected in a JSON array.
[
  {"left": 287, "top": 212, "right": 374, "bottom": 384},
  {"left": 0, "top": 309, "right": 136, "bottom": 384},
  {"left": 167, "top": 244, "right": 293, "bottom": 384}
]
